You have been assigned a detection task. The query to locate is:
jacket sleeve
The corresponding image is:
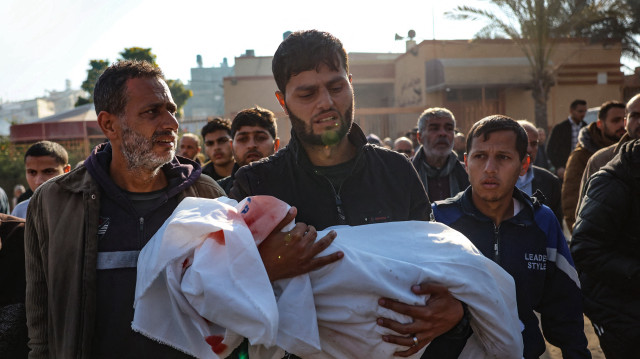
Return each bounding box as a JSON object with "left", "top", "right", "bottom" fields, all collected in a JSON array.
[
  {"left": 24, "top": 190, "right": 49, "bottom": 359},
  {"left": 571, "top": 173, "right": 640, "bottom": 291},
  {"left": 535, "top": 211, "right": 591, "bottom": 359},
  {"left": 561, "top": 148, "right": 589, "bottom": 231},
  {"left": 546, "top": 123, "right": 566, "bottom": 169},
  {"left": 406, "top": 160, "right": 432, "bottom": 221}
]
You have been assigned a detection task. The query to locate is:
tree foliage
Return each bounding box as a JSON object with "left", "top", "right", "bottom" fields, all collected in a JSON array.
[
  {"left": 166, "top": 79, "right": 192, "bottom": 119},
  {"left": 75, "top": 47, "right": 192, "bottom": 115},
  {"left": 447, "top": 0, "right": 639, "bottom": 130},
  {"left": 75, "top": 59, "right": 109, "bottom": 106},
  {"left": 119, "top": 47, "right": 157, "bottom": 65}
]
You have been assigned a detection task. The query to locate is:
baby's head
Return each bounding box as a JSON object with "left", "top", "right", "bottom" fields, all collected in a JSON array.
[{"left": 236, "top": 196, "right": 294, "bottom": 245}]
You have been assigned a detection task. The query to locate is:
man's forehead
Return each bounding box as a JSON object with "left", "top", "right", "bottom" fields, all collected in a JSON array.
[
  {"left": 469, "top": 130, "right": 518, "bottom": 150},
  {"left": 126, "top": 77, "right": 173, "bottom": 103},
  {"left": 206, "top": 130, "right": 231, "bottom": 139},
  {"left": 25, "top": 155, "right": 63, "bottom": 169},
  {"left": 235, "top": 126, "right": 271, "bottom": 136},
  {"left": 427, "top": 117, "right": 454, "bottom": 126}
]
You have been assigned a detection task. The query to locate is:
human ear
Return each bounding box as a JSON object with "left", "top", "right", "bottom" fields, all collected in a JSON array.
[
  {"left": 520, "top": 155, "right": 530, "bottom": 176},
  {"left": 275, "top": 91, "right": 287, "bottom": 114},
  {"left": 97, "top": 111, "right": 119, "bottom": 141}
]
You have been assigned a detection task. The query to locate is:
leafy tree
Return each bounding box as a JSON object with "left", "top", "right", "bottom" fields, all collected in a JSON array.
[
  {"left": 447, "top": 0, "right": 637, "bottom": 130},
  {"left": 166, "top": 79, "right": 192, "bottom": 119},
  {"left": 75, "top": 59, "right": 109, "bottom": 106},
  {"left": 119, "top": 47, "right": 157, "bottom": 65},
  {"left": 571, "top": 0, "right": 640, "bottom": 60},
  {"left": 75, "top": 47, "right": 191, "bottom": 117},
  {"left": 0, "top": 136, "right": 26, "bottom": 195}
]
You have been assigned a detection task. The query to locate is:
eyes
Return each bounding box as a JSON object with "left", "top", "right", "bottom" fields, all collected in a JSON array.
[
  {"left": 235, "top": 134, "right": 270, "bottom": 144},
  {"left": 295, "top": 82, "right": 347, "bottom": 100},
  {"left": 205, "top": 137, "right": 230, "bottom": 146},
  {"left": 471, "top": 153, "right": 512, "bottom": 161}
]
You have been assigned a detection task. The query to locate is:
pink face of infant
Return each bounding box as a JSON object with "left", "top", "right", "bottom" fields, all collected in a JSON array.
[{"left": 236, "top": 196, "right": 292, "bottom": 245}]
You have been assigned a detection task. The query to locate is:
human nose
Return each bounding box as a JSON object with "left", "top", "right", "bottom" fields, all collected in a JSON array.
[
  {"left": 316, "top": 87, "right": 334, "bottom": 111},
  {"left": 484, "top": 157, "right": 498, "bottom": 174},
  {"left": 161, "top": 110, "right": 179, "bottom": 131}
]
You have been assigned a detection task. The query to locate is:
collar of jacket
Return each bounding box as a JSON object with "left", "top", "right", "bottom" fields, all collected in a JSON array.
[
  {"left": 456, "top": 185, "right": 540, "bottom": 226},
  {"left": 287, "top": 122, "right": 370, "bottom": 171},
  {"left": 604, "top": 139, "right": 640, "bottom": 187},
  {"left": 613, "top": 132, "right": 632, "bottom": 153},
  {"left": 78, "top": 141, "right": 202, "bottom": 205},
  {"left": 412, "top": 147, "right": 458, "bottom": 175},
  {"left": 578, "top": 122, "right": 618, "bottom": 153}
]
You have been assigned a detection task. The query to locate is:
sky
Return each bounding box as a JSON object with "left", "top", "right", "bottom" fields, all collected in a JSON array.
[
  {"left": 0, "top": 0, "right": 490, "bottom": 102},
  {"left": 1, "top": 0, "right": 637, "bottom": 103}
]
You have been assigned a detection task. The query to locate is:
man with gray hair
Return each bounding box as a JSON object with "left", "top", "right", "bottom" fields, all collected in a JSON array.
[
  {"left": 24, "top": 60, "right": 226, "bottom": 358},
  {"left": 412, "top": 107, "right": 469, "bottom": 202},
  {"left": 177, "top": 132, "right": 202, "bottom": 163}
]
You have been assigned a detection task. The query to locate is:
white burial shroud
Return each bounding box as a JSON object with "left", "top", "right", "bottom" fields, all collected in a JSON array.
[{"left": 133, "top": 196, "right": 523, "bottom": 359}]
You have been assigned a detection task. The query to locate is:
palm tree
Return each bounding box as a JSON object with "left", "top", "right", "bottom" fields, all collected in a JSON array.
[{"left": 447, "top": 0, "right": 636, "bottom": 130}]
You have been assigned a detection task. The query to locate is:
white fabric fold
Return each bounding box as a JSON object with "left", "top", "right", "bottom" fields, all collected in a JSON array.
[{"left": 133, "top": 196, "right": 523, "bottom": 359}]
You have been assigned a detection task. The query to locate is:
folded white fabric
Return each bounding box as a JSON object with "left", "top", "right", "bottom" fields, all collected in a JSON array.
[{"left": 133, "top": 196, "right": 523, "bottom": 359}]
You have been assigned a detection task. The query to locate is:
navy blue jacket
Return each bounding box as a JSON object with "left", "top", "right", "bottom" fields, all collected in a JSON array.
[{"left": 432, "top": 187, "right": 590, "bottom": 359}]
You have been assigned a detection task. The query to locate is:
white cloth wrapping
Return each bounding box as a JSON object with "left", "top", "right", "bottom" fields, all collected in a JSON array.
[{"left": 133, "top": 196, "right": 523, "bottom": 359}]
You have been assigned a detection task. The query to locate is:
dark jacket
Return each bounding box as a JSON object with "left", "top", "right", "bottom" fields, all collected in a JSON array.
[
  {"left": 230, "top": 124, "right": 431, "bottom": 230},
  {"left": 201, "top": 161, "right": 226, "bottom": 181},
  {"left": 433, "top": 187, "right": 590, "bottom": 359},
  {"left": 571, "top": 139, "right": 640, "bottom": 342},
  {"left": 562, "top": 122, "right": 618, "bottom": 230},
  {"left": 0, "top": 214, "right": 28, "bottom": 358},
  {"left": 411, "top": 148, "right": 469, "bottom": 202},
  {"left": 531, "top": 165, "right": 563, "bottom": 224},
  {"left": 217, "top": 163, "right": 239, "bottom": 195},
  {"left": 547, "top": 118, "right": 586, "bottom": 170},
  {"left": 24, "top": 143, "right": 225, "bottom": 359}
]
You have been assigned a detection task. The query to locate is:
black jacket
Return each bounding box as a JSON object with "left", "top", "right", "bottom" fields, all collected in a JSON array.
[
  {"left": 230, "top": 124, "right": 430, "bottom": 230},
  {"left": 411, "top": 148, "right": 469, "bottom": 202},
  {"left": 531, "top": 165, "right": 563, "bottom": 224},
  {"left": 547, "top": 118, "right": 586, "bottom": 169},
  {"left": 571, "top": 139, "right": 640, "bottom": 339}
]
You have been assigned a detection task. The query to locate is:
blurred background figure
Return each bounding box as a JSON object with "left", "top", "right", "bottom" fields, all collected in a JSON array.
[
  {"left": 393, "top": 136, "right": 414, "bottom": 158},
  {"left": 11, "top": 185, "right": 25, "bottom": 212},
  {"left": 178, "top": 133, "right": 202, "bottom": 164},
  {"left": 453, "top": 131, "right": 466, "bottom": 161}
]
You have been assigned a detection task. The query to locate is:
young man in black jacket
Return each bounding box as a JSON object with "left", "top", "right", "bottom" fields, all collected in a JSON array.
[{"left": 230, "top": 30, "right": 471, "bottom": 358}]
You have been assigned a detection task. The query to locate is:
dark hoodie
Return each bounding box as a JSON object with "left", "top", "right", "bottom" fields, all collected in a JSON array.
[{"left": 84, "top": 142, "right": 202, "bottom": 359}]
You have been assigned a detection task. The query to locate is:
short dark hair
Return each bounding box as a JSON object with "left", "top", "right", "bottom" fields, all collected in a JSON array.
[
  {"left": 231, "top": 107, "right": 277, "bottom": 139},
  {"left": 466, "top": 115, "right": 528, "bottom": 161},
  {"left": 272, "top": 30, "right": 349, "bottom": 95},
  {"left": 24, "top": 141, "right": 68, "bottom": 165},
  {"left": 201, "top": 117, "right": 232, "bottom": 138},
  {"left": 598, "top": 100, "right": 625, "bottom": 121},
  {"left": 570, "top": 99, "right": 587, "bottom": 110},
  {"left": 94, "top": 60, "right": 164, "bottom": 117}
]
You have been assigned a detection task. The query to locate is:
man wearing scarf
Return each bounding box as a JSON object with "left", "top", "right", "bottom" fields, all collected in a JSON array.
[{"left": 412, "top": 107, "right": 469, "bottom": 202}]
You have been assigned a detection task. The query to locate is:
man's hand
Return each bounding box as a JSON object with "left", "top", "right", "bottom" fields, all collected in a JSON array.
[
  {"left": 556, "top": 166, "right": 565, "bottom": 180},
  {"left": 377, "top": 283, "right": 463, "bottom": 357},
  {"left": 258, "top": 207, "right": 343, "bottom": 281}
]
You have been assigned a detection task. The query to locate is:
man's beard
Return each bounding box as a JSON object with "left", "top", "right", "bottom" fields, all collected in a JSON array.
[
  {"left": 120, "top": 120, "right": 176, "bottom": 172},
  {"left": 287, "top": 103, "right": 354, "bottom": 147}
]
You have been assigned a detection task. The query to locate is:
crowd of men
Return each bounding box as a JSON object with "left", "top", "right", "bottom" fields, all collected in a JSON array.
[{"left": 1, "top": 29, "right": 638, "bottom": 359}]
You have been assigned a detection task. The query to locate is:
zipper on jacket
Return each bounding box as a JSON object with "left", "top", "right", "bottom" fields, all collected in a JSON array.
[
  {"left": 139, "top": 217, "right": 145, "bottom": 247},
  {"left": 493, "top": 224, "right": 501, "bottom": 264}
]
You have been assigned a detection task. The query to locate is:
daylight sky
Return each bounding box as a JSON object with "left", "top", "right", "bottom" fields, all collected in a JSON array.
[{"left": 1, "top": 0, "right": 636, "bottom": 103}]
